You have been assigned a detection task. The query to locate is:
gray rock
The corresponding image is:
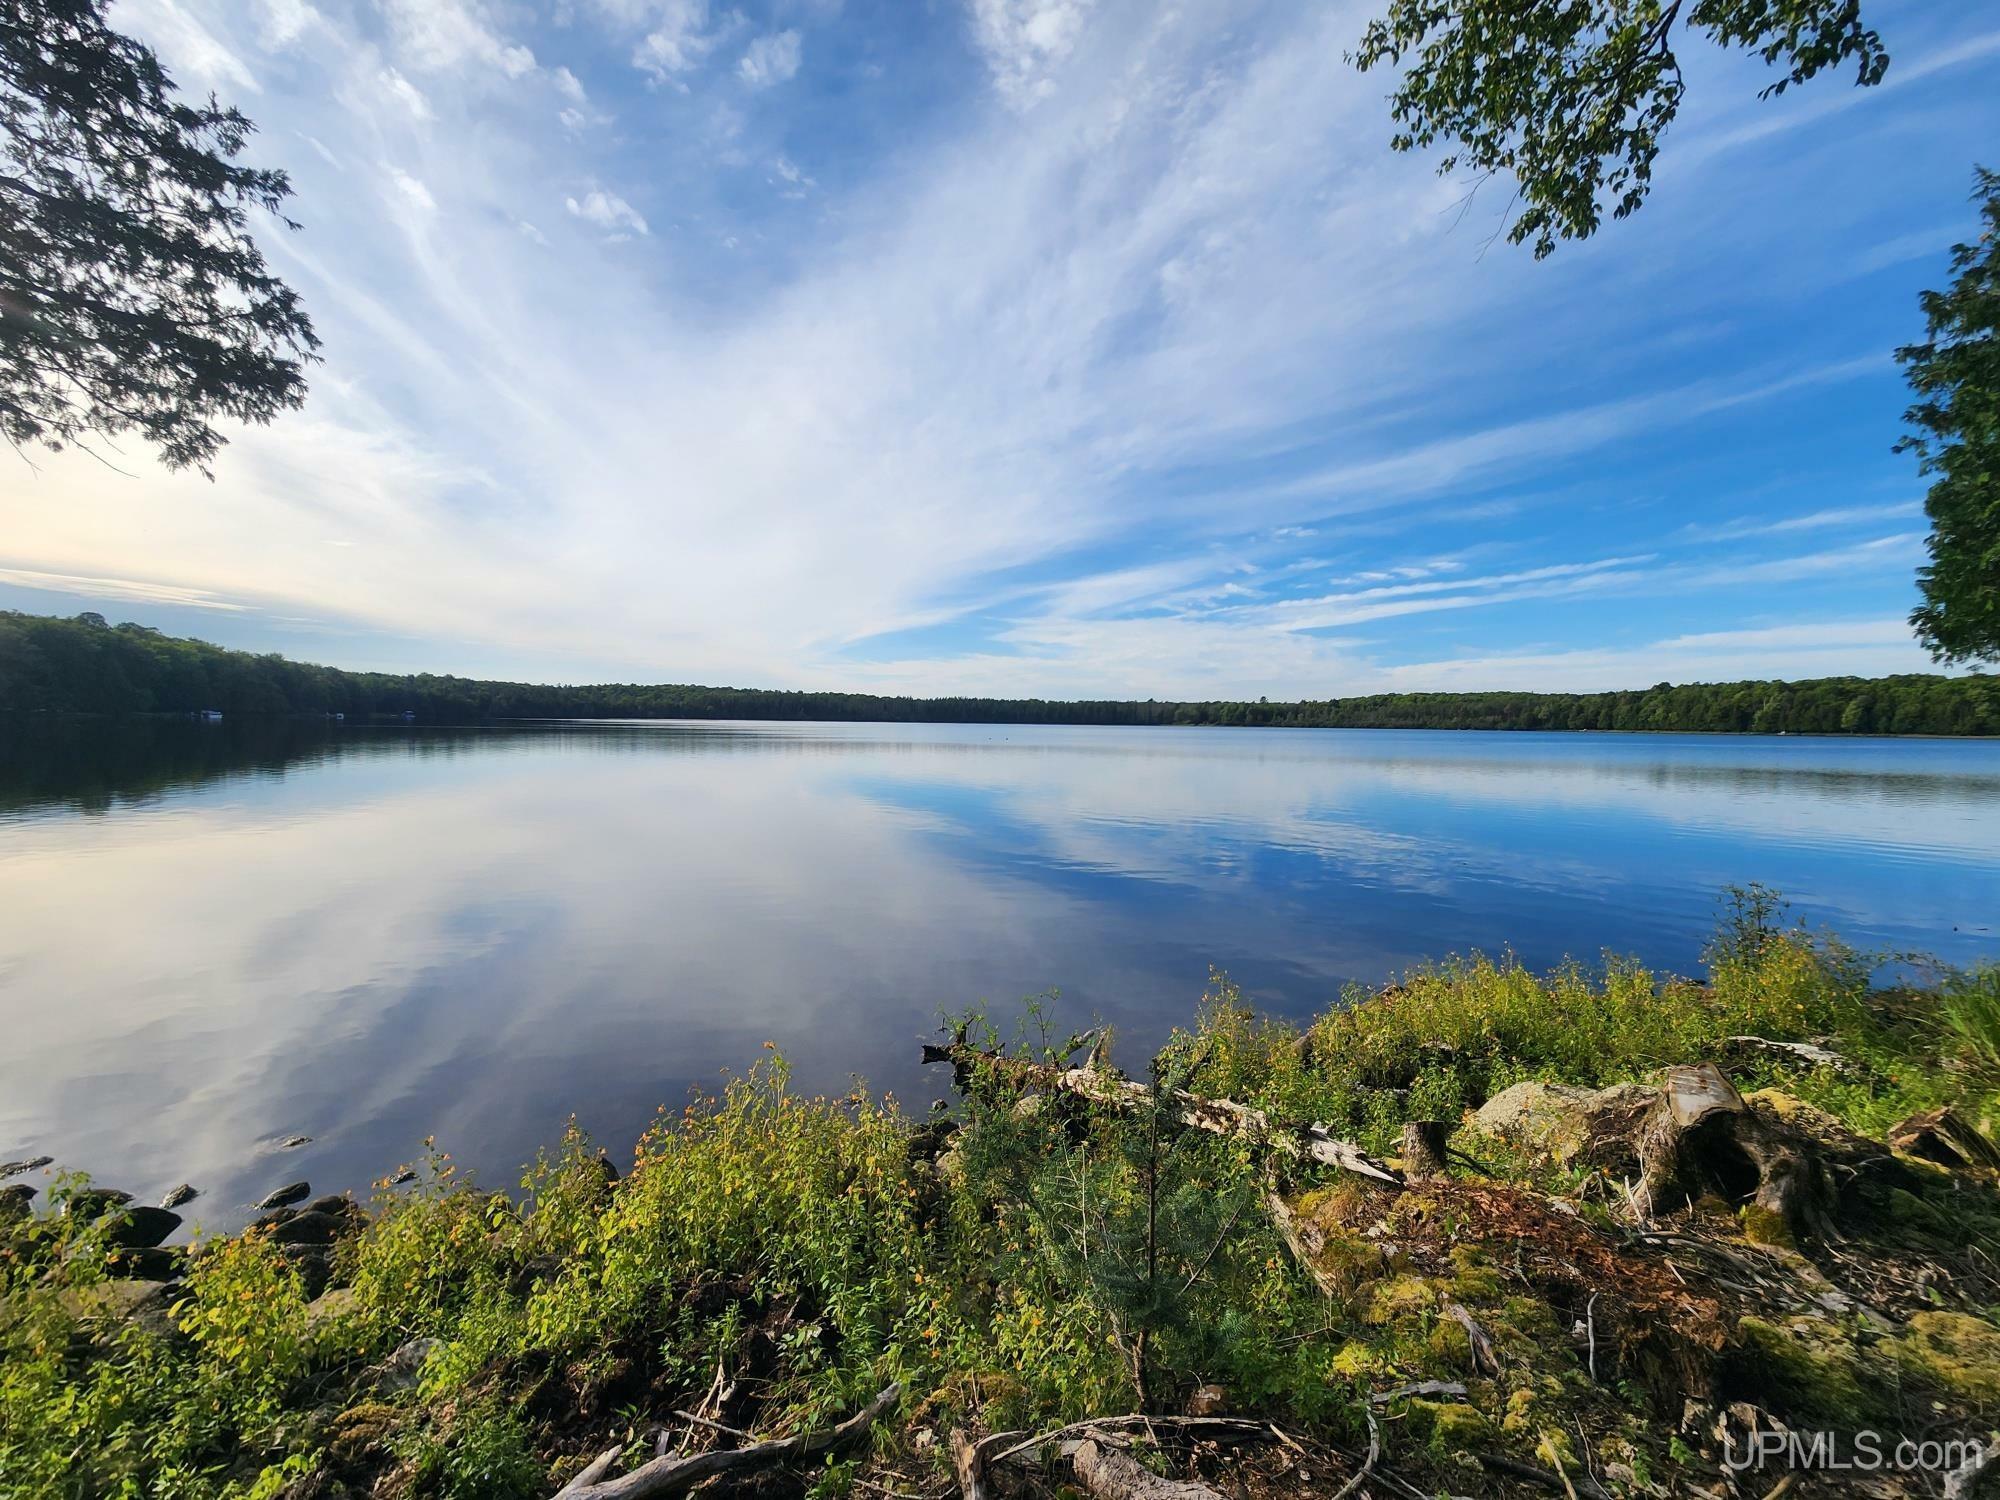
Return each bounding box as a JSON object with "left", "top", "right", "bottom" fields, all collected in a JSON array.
[
  {"left": 255, "top": 1181, "right": 310, "bottom": 1210},
  {"left": 277, "top": 1242, "right": 333, "bottom": 1298},
  {"left": 102, "top": 1205, "right": 181, "bottom": 1249},
  {"left": 0, "top": 1183, "right": 33, "bottom": 1219},
  {"left": 278, "top": 1135, "right": 313, "bottom": 1150},
  {"left": 1470, "top": 1079, "right": 1655, "bottom": 1163},
  {"left": 64, "top": 1187, "right": 133, "bottom": 1220},
  {"left": 386, "top": 1166, "right": 417, "bottom": 1186},
  {"left": 1, "top": 1156, "right": 52, "bottom": 1180},
  {"left": 60, "top": 1278, "right": 178, "bottom": 1337},
  {"left": 105, "top": 1245, "right": 184, "bottom": 1280},
  {"left": 160, "top": 1183, "right": 198, "bottom": 1209},
  {"left": 268, "top": 1210, "right": 343, "bottom": 1247},
  {"left": 252, "top": 1205, "right": 298, "bottom": 1232},
  {"left": 305, "top": 1193, "right": 363, "bottom": 1221},
  {"left": 368, "top": 1336, "right": 439, "bottom": 1393}
]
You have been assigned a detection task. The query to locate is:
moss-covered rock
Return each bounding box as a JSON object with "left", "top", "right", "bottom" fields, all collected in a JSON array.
[
  {"left": 1889, "top": 1312, "right": 2000, "bottom": 1403},
  {"left": 1402, "top": 1396, "right": 1493, "bottom": 1449},
  {"left": 1730, "top": 1315, "right": 1873, "bottom": 1423}
]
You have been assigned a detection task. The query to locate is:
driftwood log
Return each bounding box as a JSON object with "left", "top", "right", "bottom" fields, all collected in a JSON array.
[
  {"left": 552, "top": 1384, "right": 899, "bottom": 1500},
  {"left": 1071, "top": 1438, "right": 1225, "bottom": 1500},
  {"left": 921, "top": 1041, "right": 1402, "bottom": 1186}
]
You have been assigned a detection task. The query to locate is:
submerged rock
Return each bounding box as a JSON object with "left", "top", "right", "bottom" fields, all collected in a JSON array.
[
  {"left": 255, "top": 1181, "right": 310, "bottom": 1210},
  {"left": 278, "top": 1135, "right": 313, "bottom": 1150},
  {"left": 0, "top": 1156, "right": 52, "bottom": 1180},
  {"left": 159, "top": 1183, "right": 198, "bottom": 1209},
  {"left": 385, "top": 1166, "right": 417, "bottom": 1186}
]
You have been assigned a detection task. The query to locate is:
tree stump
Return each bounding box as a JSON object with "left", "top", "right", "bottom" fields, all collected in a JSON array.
[{"left": 1402, "top": 1120, "right": 1450, "bottom": 1182}]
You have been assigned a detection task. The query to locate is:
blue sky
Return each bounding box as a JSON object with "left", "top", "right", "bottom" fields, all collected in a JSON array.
[{"left": 1, "top": 0, "right": 1995, "bottom": 697}]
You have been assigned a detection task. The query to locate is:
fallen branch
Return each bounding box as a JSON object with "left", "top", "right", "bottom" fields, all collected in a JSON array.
[
  {"left": 553, "top": 1385, "right": 900, "bottom": 1500},
  {"left": 1370, "top": 1380, "right": 1469, "bottom": 1405},
  {"left": 1072, "top": 1438, "right": 1225, "bottom": 1500},
  {"left": 1944, "top": 1438, "right": 2000, "bottom": 1500},
  {"left": 922, "top": 1042, "right": 1401, "bottom": 1186},
  {"left": 949, "top": 1428, "right": 989, "bottom": 1500},
  {"left": 1475, "top": 1450, "right": 1612, "bottom": 1500},
  {"left": 985, "top": 1415, "right": 1273, "bottom": 1470},
  {"left": 1329, "top": 1406, "right": 1380, "bottom": 1500},
  {"left": 1720, "top": 1036, "right": 1854, "bottom": 1073},
  {"left": 1444, "top": 1301, "right": 1501, "bottom": 1376}
]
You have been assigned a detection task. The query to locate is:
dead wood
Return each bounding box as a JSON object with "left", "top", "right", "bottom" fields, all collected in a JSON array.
[
  {"left": 1401, "top": 1120, "right": 1450, "bottom": 1182},
  {"left": 949, "top": 1427, "right": 989, "bottom": 1500},
  {"left": 1444, "top": 1301, "right": 1501, "bottom": 1376},
  {"left": 552, "top": 1384, "right": 899, "bottom": 1500},
  {"left": 921, "top": 1041, "right": 1401, "bottom": 1186},
  {"left": 1719, "top": 1036, "right": 1854, "bottom": 1072},
  {"left": 1890, "top": 1107, "right": 2000, "bottom": 1171},
  {"left": 1944, "top": 1439, "right": 2000, "bottom": 1500},
  {"left": 984, "top": 1414, "right": 1274, "bottom": 1469},
  {"left": 1070, "top": 1438, "right": 1225, "bottom": 1500},
  {"left": 1628, "top": 1064, "right": 1836, "bottom": 1238}
]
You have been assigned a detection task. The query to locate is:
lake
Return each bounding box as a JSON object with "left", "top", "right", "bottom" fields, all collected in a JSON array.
[{"left": 3, "top": 717, "right": 1997, "bottom": 1222}]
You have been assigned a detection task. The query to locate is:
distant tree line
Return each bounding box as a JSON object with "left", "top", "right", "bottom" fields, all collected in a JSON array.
[{"left": 2, "top": 610, "right": 1996, "bottom": 735}]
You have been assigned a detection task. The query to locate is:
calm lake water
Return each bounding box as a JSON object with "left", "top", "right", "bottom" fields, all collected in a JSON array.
[{"left": 3, "top": 717, "right": 1998, "bottom": 1222}]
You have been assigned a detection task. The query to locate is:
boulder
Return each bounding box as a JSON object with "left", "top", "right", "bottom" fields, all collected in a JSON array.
[
  {"left": 59, "top": 1278, "right": 178, "bottom": 1337},
  {"left": 105, "top": 1245, "right": 184, "bottom": 1280},
  {"left": 64, "top": 1187, "right": 133, "bottom": 1221},
  {"left": 368, "top": 1336, "right": 438, "bottom": 1394},
  {"left": 1, "top": 1156, "right": 52, "bottom": 1179},
  {"left": 102, "top": 1205, "right": 181, "bottom": 1249},
  {"left": 255, "top": 1181, "right": 310, "bottom": 1210},
  {"left": 306, "top": 1286, "right": 360, "bottom": 1334},
  {"left": 1470, "top": 1080, "right": 1654, "bottom": 1165},
  {"left": 268, "top": 1210, "right": 344, "bottom": 1247},
  {"left": 160, "top": 1183, "right": 198, "bottom": 1209},
  {"left": 278, "top": 1242, "right": 333, "bottom": 1298},
  {"left": 0, "top": 1183, "right": 33, "bottom": 1220}
]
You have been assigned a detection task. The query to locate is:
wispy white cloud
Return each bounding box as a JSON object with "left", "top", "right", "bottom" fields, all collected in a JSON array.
[
  {"left": 738, "top": 30, "right": 802, "bottom": 88},
  {"left": 1679, "top": 501, "right": 1923, "bottom": 542},
  {"left": 0, "top": 567, "right": 250, "bottom": 612},
  {"left": 385, "top": 166, "right": 436, "bottom": 212},
  {"left": 11, "top": 0, "right": 1984, "bottom": 699},
  {"left": 968, "top": 0, "right": 1095, "bottom": 107},
  {"left": 565, "top": 188, "right": 649, "bottom": 236},
  {"left": 379, "top": 0, "right": 534, "bottom": 79}
]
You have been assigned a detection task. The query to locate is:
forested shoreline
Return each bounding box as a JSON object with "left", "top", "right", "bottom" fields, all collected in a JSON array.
[{"left": 4, "top": 608, "right": 1998, "bottom": 735}]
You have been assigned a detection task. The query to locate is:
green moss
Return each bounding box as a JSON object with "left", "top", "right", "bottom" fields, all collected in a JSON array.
[
  {"left": 1731, "top": 1316, "right": 1874, "bottom": 1422},
  {"left": 1890, "top": 1312, "right": 2000, "bottom": 1403},
  {"left": 1738, "top": 1202, "right": 1793, "bottom": 1247},
  {"left": 1884, "top": 1187, "right": 1953, "bottom": 1239},
  {"left": 1366, "top": 1274, "right": 1437, "bottom": 1325},
  {"left": 1446, "top": 1244, "right": 1504, "bottom": 1302},
  {"left": 1402, "top": 1397, "right": 1493, "bottom": 1449}
]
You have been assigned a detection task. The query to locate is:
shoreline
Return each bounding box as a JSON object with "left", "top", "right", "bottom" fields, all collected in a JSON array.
[{"left": 7, "top": 908, "right": 1999, "bottom": 1498}]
